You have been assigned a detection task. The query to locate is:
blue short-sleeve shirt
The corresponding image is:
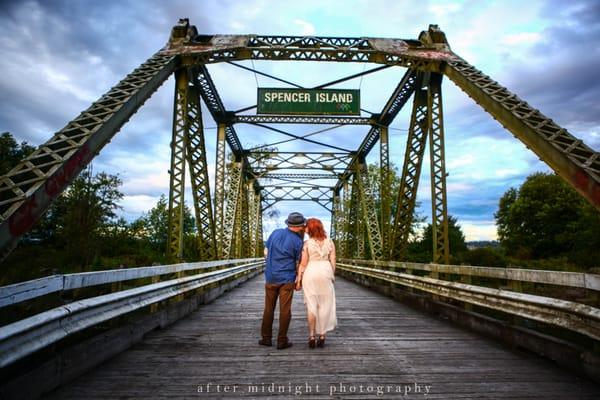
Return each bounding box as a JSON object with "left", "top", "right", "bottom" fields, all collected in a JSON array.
[{"left": 264, "top": 228, "right": 304, "bottom": 284}]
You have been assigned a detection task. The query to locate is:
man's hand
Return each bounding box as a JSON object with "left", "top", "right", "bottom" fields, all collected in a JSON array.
[{"left": 294, "top": 275, "right": 302, "bottom": 291}]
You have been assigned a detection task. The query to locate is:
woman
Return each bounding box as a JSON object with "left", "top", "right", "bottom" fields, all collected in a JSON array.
[{"left": 295, "top": 218, "right": 337, "bottom": 348}]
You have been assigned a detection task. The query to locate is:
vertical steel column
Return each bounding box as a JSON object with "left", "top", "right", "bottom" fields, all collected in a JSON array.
[
  {"left": 239, "top": 179, "right": 251, "bottom": 257},
  {"left": 233, "top": 184, "right": 243, "bottom": 258},
  {"left": 428, "top": 73, "right": 450, "bottom": 264},
  {"left": 247, "top": 182, "right": 257, "bottom": 255},
  {"left": 344, "top": 175, "right": 360, "bottom": 258},
  {"left": 214, "top": 124, "right": 227, "bottom": 258},
  {"left": 331, "top": 189, "right": 341, "bottom": 240},
  {"left": 390, "top": 75, "right": 428, "bottom": 261},
  {"left": 254, "top": 190, "right": 264, "bottom": 257},
  {"left": 380, "top": 126, "right": 391, "bottom": 258},
  {"left": 221, "top": 161, "right": 242, "bottom": 259},
  {"left": 356, "top": 163, "right": 384, "bottom": 260},
  {"left": 185, "top": 81, "right": 216, "bottom": 260},
  {"left": 167, "top": 68, "right": 188, "bottom": 260},
  {"left": 356, "top": 208, "right": 366, "bottom": 259},
  {"left": 338, "top": 180, "right": 349, "bottom": 257}
]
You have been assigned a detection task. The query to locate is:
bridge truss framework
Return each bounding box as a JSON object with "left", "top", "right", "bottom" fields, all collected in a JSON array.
[{"left": 0, "top": 19, "right": 598, "bottom": 263}]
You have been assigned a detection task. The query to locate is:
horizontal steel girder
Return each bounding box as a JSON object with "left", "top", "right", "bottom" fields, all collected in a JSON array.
[
  {"left": 234, "top": 115, "right": 373, "bottom": 125},
  {"left": 166, "top": 22, "right": 453, "bottom": 70},
  {"left": 247, "top": 152, "right": 352, "bottom": 173},
  {"left": 259, "top": 173, "right": 340, "bottom": 180}
]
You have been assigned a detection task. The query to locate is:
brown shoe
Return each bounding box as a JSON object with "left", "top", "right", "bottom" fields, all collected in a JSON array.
[
  {"left": 308, "top": 336, "right": 316, "bottom": 349},
  {"left": 317, "top": 335, "right": 325, "bottom": 348},
  {"left": 277, "top": 341, "right": 293, "bottom": 350},
  {"left": 258, "top": 338, "right": 272, "bottom": 347}
]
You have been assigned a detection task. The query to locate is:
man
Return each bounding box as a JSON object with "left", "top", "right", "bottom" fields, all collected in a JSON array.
[{"left": 259, "top": 211, "right": 306, "bottom": 350}]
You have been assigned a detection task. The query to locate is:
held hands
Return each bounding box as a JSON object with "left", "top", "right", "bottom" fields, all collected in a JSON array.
[{"left": 295, "top": 274, "right": 303, "bottom": 291}]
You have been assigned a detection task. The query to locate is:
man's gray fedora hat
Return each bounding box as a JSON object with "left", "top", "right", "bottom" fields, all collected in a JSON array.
[{"left": 285, "top": 212, "right": 306, "bottom": 226}]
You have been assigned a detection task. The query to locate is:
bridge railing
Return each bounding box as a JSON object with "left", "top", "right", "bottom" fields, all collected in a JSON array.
[
  {"left": 338, "top": 259, "right": 600, "bottom": 342},
  {"left": 338, "top": 258, "right": 600, "bottom": 381},
  {"left": 0, "top": 258, "right": 264, "bottom": 368},
  {"left": 340, "top": 259, "right": 600, "bottom": 299}
]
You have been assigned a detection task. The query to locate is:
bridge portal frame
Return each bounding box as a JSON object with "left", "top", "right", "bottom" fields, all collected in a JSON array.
[{"left": 0, "top": 18, "right": 597, "bottom": 264}]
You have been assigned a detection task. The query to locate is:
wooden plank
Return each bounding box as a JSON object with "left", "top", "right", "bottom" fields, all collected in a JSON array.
[{"left": 43, "top": 274, "right": 600, "bottom": 399}]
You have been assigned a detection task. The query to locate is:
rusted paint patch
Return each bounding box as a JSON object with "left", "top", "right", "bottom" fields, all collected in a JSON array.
[
  {"left": 369, "top": 38, "right": 411, "bottom": 54},
  {"left": 574, "top": 168, "right": 600, "bottom": 209},
  {"left": 369, "top": 38, "right": 456, "bottom": 62},
  {"left": 165, "top": 34, "right": 250, "bottom": 55}
]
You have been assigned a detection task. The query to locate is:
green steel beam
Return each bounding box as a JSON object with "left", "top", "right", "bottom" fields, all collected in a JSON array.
[
  {"left": 444, "top": 59, "right": 600, "bottom": 211},
  {"left": 221, "top": 161, "right": 243, "bottom": 259},
  {"left": 186, "top": 79, "right": 217, "bottom": 260},
  {"left": 167, "top": 68, "right": 188, "bottom": 260},
  {"left": 214, "top": 124, "right": 227, "bottom": 258},
  {"left": 356, "top": 163, "right": 384, "bottom": 260},
  {"left": 379, "top": 126, "right": 391, "bottom": 258},
  {"left": 0, "top": 52, "right": 177, "bottom": 261},
  {"left": 389, "top": 75, "right": 428, "bottom": 261},
  {"left": 427, "top": 73, "right": 450, "bottom": 264}
]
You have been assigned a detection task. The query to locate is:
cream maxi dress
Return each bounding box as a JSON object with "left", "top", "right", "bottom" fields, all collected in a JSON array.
[{"left": 301, "top": 238, "right": 337, "bottom": 334}]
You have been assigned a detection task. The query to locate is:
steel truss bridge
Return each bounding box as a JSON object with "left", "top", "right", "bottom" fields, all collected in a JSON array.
[
  {"left": 0, "top": 19, "right": 598, "bottom": 265},
  {"left": 0, "top": 19, "right": 599, "bottom": 399}
]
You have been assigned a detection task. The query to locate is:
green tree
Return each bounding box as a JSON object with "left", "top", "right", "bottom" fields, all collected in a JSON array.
[
  {"left": 408, "top": 215, "right": 467, "bottom": 263},
  {"left": 59, "top": 169, "right": 124, "bottom": 268},
  {"left": 495, "top": 172, "right": 600, "bottom": 266},
  {"left": 133, "top": 194, "right": 195, "bottom": 251},
  {"left": 463, "top": 247, "right": 507, "bottom": 267},
  {"left": 0, "top": 132, "right": 35, "bottom": 175}
]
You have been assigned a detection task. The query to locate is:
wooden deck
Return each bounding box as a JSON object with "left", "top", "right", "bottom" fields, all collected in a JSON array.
[{"left": 45, "top": 274, "right": 600, "bottom": 399}]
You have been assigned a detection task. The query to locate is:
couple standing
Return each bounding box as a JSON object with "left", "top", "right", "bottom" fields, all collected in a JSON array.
[{"left": 259, "top": 212, "right": 337, "bottom": 350}]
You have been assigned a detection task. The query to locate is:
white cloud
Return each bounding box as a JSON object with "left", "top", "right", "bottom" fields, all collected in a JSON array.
[
  {"left": 120, "top": 194, "right": 161, "bottom": 218},
  {"left": 293, "top": 19, "right": 316, "bottom": 36},
  {"left": 501, "top": 32, "right": 542, "bottom": 46},
  {"left": 460, "top": 221, "right": 498, "bottom": 241}
]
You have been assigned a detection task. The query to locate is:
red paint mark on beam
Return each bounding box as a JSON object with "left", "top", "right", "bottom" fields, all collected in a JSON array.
[{"left": 8, "top": 145, "right": 92, "bottom": 237}]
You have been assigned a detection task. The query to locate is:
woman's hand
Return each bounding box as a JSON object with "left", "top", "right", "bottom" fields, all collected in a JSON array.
[{"left": 294, "top": 274, "right": 303, "bottom": 291}]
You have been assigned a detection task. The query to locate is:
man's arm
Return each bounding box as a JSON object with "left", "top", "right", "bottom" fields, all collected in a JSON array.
[{"left": 264, "top": 232, "right": 273, "bottom": 258}]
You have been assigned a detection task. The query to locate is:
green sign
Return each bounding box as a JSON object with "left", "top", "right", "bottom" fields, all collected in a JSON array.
[{"left": 257, "top": 88, "right": 360, "bottom": 115}]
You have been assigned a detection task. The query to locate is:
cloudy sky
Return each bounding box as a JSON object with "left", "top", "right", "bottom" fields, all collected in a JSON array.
[{"left": 0, "top": 0, "right": 599, "bottom": 242}]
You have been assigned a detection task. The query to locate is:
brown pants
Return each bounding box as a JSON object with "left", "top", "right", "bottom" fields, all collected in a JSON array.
[{"left": 261, "top": 282, "right": 295, "bottom": 345}]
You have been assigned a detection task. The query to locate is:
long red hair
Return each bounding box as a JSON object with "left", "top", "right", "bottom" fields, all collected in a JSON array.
[{"left": 305, "top": 218, "right": 327, "bottom": 240}]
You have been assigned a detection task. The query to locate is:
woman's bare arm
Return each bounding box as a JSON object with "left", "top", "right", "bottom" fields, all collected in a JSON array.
[
  {"left": 299, "top": 242, "right": 309, "bottom": 274},
  {"left": 329, "top": 240, "right": 336, "bottom": 276},
  {"left": 295, "top": 242, "right": 309, "bottom": 290}
]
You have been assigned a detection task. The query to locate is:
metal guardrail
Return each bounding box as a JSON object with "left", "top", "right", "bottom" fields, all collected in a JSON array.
[
  {"left": 0, "top": 258, "right": 262, "bottom": 308},
  {"left": 337, "top": 262, "right": 600, "bottom": 342},
  {"left": 339, "top": 259, "right": 600, "bottom": 291},
  {"left": 0, "top": 259, "right": 264, "bottom": 368}
]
